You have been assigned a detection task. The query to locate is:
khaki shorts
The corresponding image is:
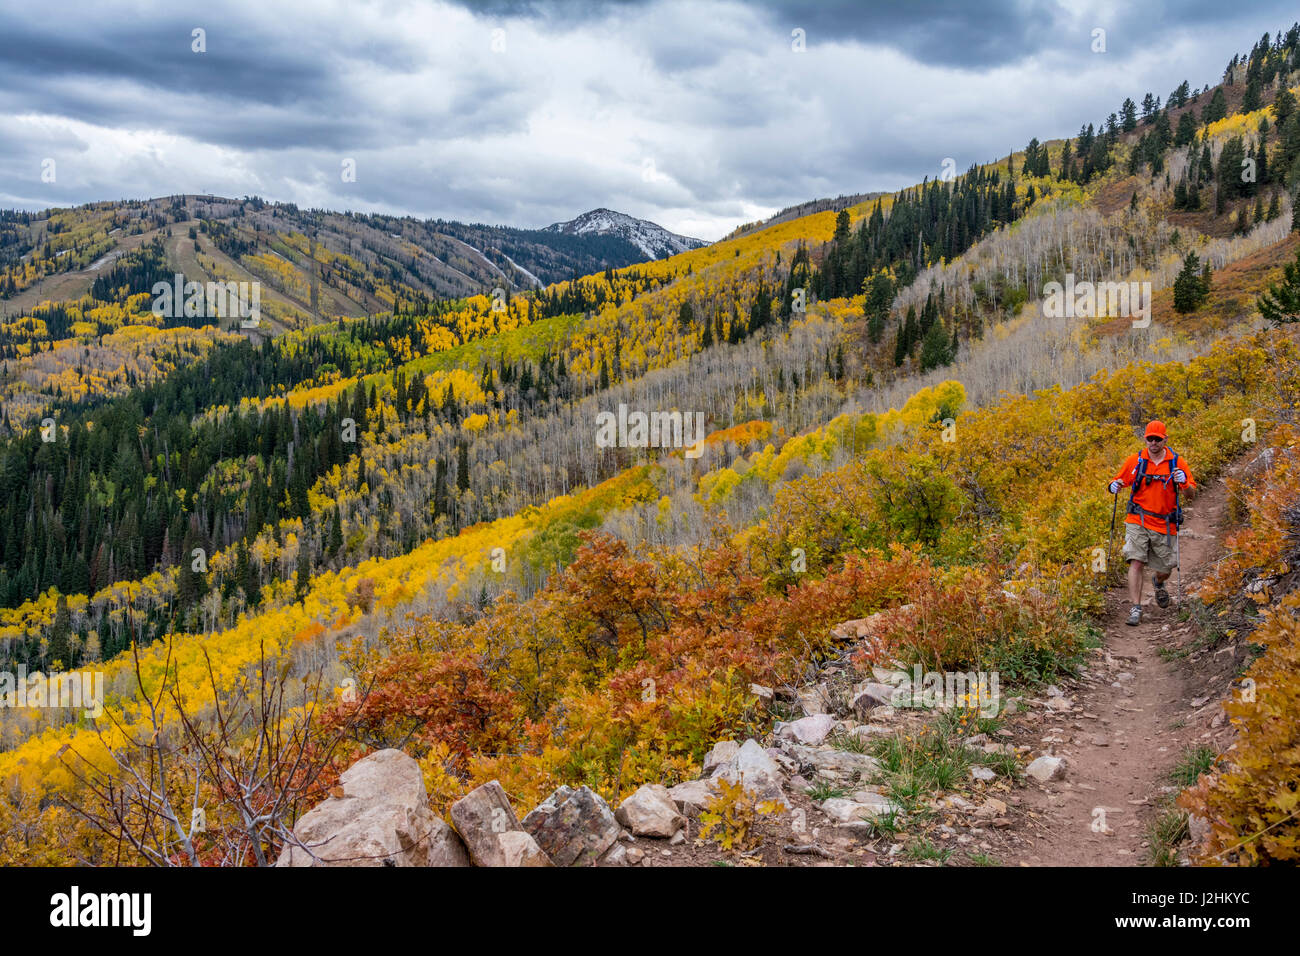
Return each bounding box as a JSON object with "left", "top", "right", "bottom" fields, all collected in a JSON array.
[{"left": 1123, "top": 522, "right": 1178, "bottom": 574}]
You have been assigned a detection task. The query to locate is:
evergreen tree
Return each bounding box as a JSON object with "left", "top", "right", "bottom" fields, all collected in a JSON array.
[
  {"left": 456, "top": 440, "right": 470, "bottom": 492},
  {"left": 919, "top": 317, "right": 952, "bottom": 372},
  {"left": 1257, "top": 247, "right": 1300, "bottom": 323},
  {"left": 328, "top": 506, "right": 343, "bottom": 556},
  {"left": 1275, "top": 87, "right": 1297, "bottom": 127},
  {"left": 1141, "top": 92, "right": 1159, "bottom": 123},
  {"left": 1243, "top": 76, "right": 1262, "bottom": 112},
  {"left": 677, "top": 300, "right": 694, "bottom": 331},
  {"left": 833, "top": 209, "right": 851, "bottom": 242},
  {"left": 1120, "top": 97, "right": 1138, "bottom": 132},
  {"left": 901, "top": 305, "right": 919, "bottom": 356},
  {"left": 1173, "top": 251, "right": 1208, "bottom": 312},
  {"left": 1202, "top": 87, "right": 1228, "bottom": 124},
  {"left": 48, "top": 594, "right": 72, "bottom": 667},
  {"left": 295, "top": 546, "right": 311, "bottom": 602}
]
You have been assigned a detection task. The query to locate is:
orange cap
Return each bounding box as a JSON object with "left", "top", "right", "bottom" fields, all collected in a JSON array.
[{"left": 1144, "top": 420, "right": 1167, "bottom": 439}]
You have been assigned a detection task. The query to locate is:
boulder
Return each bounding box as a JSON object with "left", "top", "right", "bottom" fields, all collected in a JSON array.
[
  {"left": 450, "top": 780, "right": 528, "bottom": 867},
  {"left": 749, "top": 683, "right": 774, "bottom": 703},
  {"left": 522, "top": 785, "right": 621, "bottom": 866},
  {"left": 845, "top": 724, "right": 891, "bottom": 741},
  {"left": 668, "top": 778, "right": 718, "bottom": 814},
  {"left": 969, "top": 766, "right": 996, "bottom": 782},
  {"left": 852, "top": 682, "right": 904, "bottom": 715},
  {"left": 711, "top": 738, "right": 789, "bottom": 807},
  {"left": 498, "top": 830, "right": 553, "bottom": 867},
  {"left": 786, "top": 743, "right": 881, "bottom": 780},
  {"left": 616, "top": 784, "right": 686, "bottom": 838},
  {"left": 277, "top": 748, "right": 470, "bottom": 867},
  {"left": 776, "top": 713, "right": 836, "bottom": 746},
  {"left": 797, "top": 685, "right": 832, "bottom": 716},
  {"left": 1026, "top": 755, "right": 1068, "bottom": 783},
  {"left": 820, "top": 794, "right": 897, "bottom": 824},
  {"left": 702, "top": 740, "right": 741, "bottom": 775}
]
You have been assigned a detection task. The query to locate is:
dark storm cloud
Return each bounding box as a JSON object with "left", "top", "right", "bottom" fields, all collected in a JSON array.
[{"left": 450, "top": 0, "right": 1069, "bottom": 68}]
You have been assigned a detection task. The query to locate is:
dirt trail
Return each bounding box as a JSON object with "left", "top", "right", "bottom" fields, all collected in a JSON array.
[{"left": 1004, "top": 481, "right": 1227, "bottom": 866}]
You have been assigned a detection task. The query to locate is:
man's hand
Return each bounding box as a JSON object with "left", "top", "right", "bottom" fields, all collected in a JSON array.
[
  {"left": 1172, "top": 468, "right": 1187, "bottom": 485},
  {"left": 1108, "top": 480, "right": 1122, "bottom": 494}
]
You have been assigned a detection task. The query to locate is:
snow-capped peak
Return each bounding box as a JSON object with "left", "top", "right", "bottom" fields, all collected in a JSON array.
[{"left": 544, "top": 208, "right": 708, "bottom": 260}]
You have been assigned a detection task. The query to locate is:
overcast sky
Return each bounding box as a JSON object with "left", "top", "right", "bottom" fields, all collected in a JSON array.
[{"left": 1, "top": 0, "right": 1296, "bottom": 240}]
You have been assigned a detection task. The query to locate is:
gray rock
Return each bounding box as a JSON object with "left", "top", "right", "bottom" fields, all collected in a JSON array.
[
  {"left": 797, "top": 685, "right": 832, "bottom": 716},
  {"left": 778, "top": 713, "right": 836, "bottom": 746},
  {"left": 845, "top": 724, "right": 892, "bottom": 741},
  {"left": 450, "top": 780, "right": 524, "bottom": 867},
  {"left": 969, "top": 766, "right": 996, "bottom": 782},
  {"left": 711, "top": 738, "right": 789, "bottom": 808},
  {"left": 820, "top": 793, "right": 897, "bottom": 824},
  {"left": 786, "top": 743, "right": 881, "bottom": 780},
  {"left": 667, "top": 778, "right": 717, "bottom": 814},
  {"left": 277, "top": 748, "right": 470, "bottom": 867},
  {"left": 522, "top": 785, "right": 621, "bottom": 866},
  {"left": 767, "top": 747, "right": 799, "bottom": 773},
  {"left": 498, "top": 830, "right": 553, "bottom": 867},
  {"left": 1026, "top": 755, "right": 1068, "bottom": 783},
  {"left": 616, "top": 784, "right": 686, "bottom": 838},
  {"left": 749, "top": 683, "right": 774, "bottom": 702},
  {"left": 603, "top": 844, "right": 628, "bottom": 865},
  {"left": 702, "top": 740, "right": 741, "bottom": 774},
  {"left": 852, "top": 682, "right": 904, "bottom": 715}
]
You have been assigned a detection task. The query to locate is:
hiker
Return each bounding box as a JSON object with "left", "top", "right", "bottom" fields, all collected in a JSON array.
[{"left": 1108, "top": 421, "right": 1195, "bottom": 626}]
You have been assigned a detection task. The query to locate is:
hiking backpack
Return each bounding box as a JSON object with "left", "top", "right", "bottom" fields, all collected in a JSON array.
[{"left": 1127, "top": 450, "right": 1182, "bottom": 538}]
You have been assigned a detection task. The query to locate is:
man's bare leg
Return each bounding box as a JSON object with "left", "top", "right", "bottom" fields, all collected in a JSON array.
[{"left": 1128, "top": 559, "right": 1146, "bottom": 607}]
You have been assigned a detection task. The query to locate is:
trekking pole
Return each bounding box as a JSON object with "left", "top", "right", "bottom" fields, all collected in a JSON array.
[
  {"left": 1176, "top": 531, "right": 1183, "bottom": 604},
  {"left": 1108, "top": 491, "right": 1118, "bottom": 577}
]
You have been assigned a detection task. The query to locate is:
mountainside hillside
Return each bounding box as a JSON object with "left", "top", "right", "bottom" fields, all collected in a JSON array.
[
  {"left": 0, "top": 195, "right": 665, "bottom": 323},
  {"left": 2, "top": 24, "right": 1300, "bottom": 876}
]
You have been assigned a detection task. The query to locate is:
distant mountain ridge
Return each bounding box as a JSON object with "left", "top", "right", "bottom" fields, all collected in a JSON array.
[{"left": 544, "top": 208, "right": 708, "bottom": 260}]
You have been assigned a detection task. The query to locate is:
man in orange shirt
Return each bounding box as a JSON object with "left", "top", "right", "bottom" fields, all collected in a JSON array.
[{"left": 1108, "top": 421, "right": 1195, "bottom": 626}]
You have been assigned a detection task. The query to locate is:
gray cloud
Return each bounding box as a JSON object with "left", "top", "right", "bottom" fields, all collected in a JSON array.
[{"left": 0, "top": 0, "right": 1296, "bottom": 238}]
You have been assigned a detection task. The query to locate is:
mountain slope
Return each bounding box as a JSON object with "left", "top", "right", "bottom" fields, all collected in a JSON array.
[{"left": 544, "top": 208, "right": 707, "bottom": 260}]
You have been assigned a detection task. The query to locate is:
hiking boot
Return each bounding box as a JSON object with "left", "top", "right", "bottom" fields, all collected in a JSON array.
[
  {"left": 1154, "top": 577, "right": 1170, "bottom": 608},
  {"left": 1126, "top": 605, "right": 1142, "bottom": 627}
]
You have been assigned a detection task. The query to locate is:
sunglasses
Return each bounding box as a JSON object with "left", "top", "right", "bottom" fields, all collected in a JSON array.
[{"left": 1145, "top": 436, "right": 1164, "bottom": 442}]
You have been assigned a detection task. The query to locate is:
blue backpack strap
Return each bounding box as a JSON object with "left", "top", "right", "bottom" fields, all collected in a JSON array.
[
  {"left": 1170, "top": 452, "right": 1181, "bottom": 530},
  {"left": 1128, "top": 453, "right": 1147, "bottom": 513}
]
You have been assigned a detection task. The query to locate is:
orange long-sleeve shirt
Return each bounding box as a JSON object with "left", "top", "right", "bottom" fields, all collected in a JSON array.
[{"left": 1113, "top": 448, "right": 1195, "bottom": 535}]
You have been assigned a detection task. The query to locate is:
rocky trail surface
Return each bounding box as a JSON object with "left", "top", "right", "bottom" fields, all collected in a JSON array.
[{"left": 1001, "top": 481, "right": 1231, "bottom": 866}]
